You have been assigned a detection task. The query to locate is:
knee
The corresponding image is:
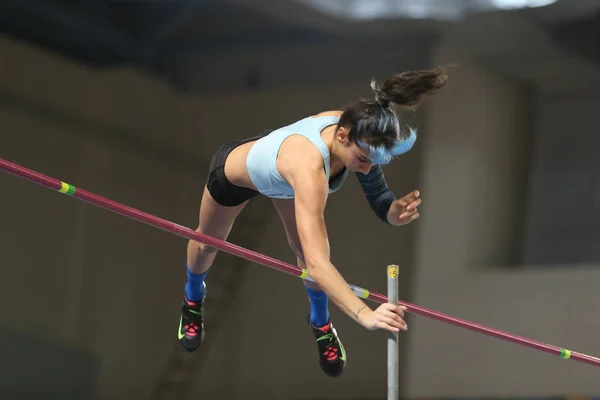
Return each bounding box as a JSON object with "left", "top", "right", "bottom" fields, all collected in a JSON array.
[{"left": 188, "top": 239, "right": 218, "bottom": 257}]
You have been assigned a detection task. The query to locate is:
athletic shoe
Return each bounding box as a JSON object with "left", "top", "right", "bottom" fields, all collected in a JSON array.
[
  {"left": 178, "top": 292, "right": 206, "bottom": 352},
  {"left": 308, "top": 316, "right": 346, "bottom": 377}
]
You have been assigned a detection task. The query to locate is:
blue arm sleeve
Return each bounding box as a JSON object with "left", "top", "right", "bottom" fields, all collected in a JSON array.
[{"left": 355, "top": 165, "right": 396, "bottom": 223}]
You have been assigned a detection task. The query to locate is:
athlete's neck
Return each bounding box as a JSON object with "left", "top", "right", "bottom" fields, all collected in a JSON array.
[{"left": 321, "top": 125, "right": 346, "bottom": 176}]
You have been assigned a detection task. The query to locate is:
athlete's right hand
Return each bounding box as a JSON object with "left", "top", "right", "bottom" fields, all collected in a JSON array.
[{"left": 359, "top": 303, "right": 408, "bottom": 332}]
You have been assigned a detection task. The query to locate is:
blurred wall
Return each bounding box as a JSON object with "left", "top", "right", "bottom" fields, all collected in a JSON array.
[
  {"left": 404, "top": 30, "right": 600, "bottom": 398},
  {"left": 523, "top": 94, "right": 600, "bottom": 266},
  {"left": 0, "top": 35, "right": 431, "bottom": 400}
]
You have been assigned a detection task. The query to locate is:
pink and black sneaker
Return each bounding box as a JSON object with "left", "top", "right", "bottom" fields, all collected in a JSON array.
[
  {"left": 308, "top": 316, "right": 347, "bottom": 377},
  {"left": 178, "top": 295, "right": 205, "bottom": 352}
]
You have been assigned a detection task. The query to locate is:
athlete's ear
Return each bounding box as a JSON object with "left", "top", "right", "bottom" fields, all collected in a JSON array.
[{"left": 335, "top": 126, "right": 350, "bottom": 144}]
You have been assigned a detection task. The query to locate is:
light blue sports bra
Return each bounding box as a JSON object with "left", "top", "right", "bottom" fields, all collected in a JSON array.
[{"left": 245, "top": 115, "right": 350, "bottom": 199}]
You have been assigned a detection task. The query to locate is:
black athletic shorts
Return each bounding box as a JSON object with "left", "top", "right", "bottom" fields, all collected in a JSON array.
[{"left": 206, "top": 130, "right": 273, "bottom": 207}]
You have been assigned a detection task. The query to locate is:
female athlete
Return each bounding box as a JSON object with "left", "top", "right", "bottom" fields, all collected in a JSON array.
[{"left": 177, "top": 66, "right": 449, "bottom": 377}]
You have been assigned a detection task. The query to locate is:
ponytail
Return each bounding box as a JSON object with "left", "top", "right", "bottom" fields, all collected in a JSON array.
[{"left": 371, "top": 66, "right": 449, "bottom": 108}]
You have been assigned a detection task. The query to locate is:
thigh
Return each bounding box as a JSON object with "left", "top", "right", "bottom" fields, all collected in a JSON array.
[
  {"left": 198, "top": 185, "right": 247, "bottom": 241},
  {"left": 273, "top": 199, "right": 322, "bottom": 289},
  {"left": 272, "top": 198, "right": 302, "bottom": 255}
]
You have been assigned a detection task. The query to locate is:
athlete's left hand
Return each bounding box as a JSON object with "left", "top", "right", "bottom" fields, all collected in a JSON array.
[{"left": 386, "top": 190, "right": 421, "bottom": 226}]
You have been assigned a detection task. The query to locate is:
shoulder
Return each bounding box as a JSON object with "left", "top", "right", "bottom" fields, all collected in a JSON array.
[
  {"left": 279, "top": 135, "right": 324, "bottom": 172},
  {"left": 276, "top": 134, "right": 327, "bottom": 190}
]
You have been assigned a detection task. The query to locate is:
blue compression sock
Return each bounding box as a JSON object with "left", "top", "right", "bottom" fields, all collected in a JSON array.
[
  {"left": 185, "top": 265, "right": 209, "bottom": 302},
  {"left": 306, "top": 286, "right": 330, "bottom": 327}
]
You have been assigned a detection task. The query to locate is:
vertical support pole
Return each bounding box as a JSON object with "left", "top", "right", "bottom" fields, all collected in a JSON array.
[{"left": 387, "top": 264, "right": 399, "bottom": 400}]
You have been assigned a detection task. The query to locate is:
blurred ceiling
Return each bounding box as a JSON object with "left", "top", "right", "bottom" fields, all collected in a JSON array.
[{"left": 0, "top": 0, "right": 599, "bottom": 93}]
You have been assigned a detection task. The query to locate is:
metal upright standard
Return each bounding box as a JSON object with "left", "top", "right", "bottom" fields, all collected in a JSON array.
[{"left": 387, "top": 264, "right": 399, "bottom": 400}]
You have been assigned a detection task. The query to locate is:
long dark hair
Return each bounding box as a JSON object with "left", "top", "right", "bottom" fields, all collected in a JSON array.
[{"left": 338, "top": 66, "right": 449, "bottom": 164}]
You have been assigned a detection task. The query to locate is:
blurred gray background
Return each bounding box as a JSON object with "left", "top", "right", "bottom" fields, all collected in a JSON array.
[{"left": 1, "top": 0, "right": 599, "bottom": 399}]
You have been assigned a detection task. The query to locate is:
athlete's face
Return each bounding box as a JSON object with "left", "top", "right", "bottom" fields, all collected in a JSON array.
[{"left": 334, "top": 127, "right": 374, "bottom": 174}]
